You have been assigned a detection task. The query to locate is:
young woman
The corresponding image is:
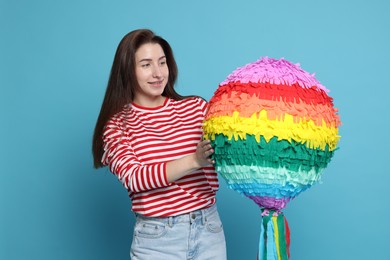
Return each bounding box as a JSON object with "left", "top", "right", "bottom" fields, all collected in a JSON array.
[{"left": 92, "top": 29, "right": 227, "bottom": 260}]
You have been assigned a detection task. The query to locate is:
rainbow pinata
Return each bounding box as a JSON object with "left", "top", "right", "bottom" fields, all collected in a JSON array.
[{"left": 203, "top": 57, "right": 341, "bottom": 259}]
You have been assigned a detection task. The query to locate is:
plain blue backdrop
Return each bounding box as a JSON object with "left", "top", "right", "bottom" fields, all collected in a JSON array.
[{"left": 1, "top": 0, "right": 389, "bottom": 259}]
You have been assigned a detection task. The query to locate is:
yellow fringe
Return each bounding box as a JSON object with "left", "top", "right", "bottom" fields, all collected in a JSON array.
[{"left": 203, "top": 111, "right": 340, "bottom": 151}]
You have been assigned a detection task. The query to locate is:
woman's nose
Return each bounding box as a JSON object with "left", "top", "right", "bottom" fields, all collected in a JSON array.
[{"left": 152, "top": 65, "right": 162, "bottom": 78}]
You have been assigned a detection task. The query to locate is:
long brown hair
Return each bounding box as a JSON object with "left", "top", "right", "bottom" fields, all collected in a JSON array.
[{"left": 92, "top": 29, "right": 185, "bottom": 168}]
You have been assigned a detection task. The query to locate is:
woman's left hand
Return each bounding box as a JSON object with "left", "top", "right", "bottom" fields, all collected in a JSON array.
[{"left": 195, "top": 140, "right": 215, "bottom": 167}]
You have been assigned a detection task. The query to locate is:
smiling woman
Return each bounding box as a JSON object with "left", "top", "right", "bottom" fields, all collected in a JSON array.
[
  {"left": 133, "top": 43, "right": 169, "bottom": 107},
  {"left": 91, "top": 29, "right": 227, "bottom": 260}
]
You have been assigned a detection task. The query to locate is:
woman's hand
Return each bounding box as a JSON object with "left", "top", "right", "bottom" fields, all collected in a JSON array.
[
  {"left": 195, "top": 140, "right": 215, "bottom": 167},
  {"left": 166, "top": 139, "right": 215, "bottom": 183}
]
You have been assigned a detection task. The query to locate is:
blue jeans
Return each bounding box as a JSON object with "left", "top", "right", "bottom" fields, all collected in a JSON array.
[{"left": 130, "top": 204, "right": 227, "bottom": 260}]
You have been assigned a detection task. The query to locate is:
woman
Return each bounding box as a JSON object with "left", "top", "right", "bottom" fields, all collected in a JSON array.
[{"left": 92, "top": 29, "right": 227, "bottom": 260}]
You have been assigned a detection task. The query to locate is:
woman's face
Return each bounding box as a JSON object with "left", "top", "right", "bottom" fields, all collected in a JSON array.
[{"left": 133, "top": 43, "right": 169, "bottom": 106}]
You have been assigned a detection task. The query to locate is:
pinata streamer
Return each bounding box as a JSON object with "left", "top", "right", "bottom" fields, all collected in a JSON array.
[{"left": 203, "top": 57, "right": 341, "bottom": 259}]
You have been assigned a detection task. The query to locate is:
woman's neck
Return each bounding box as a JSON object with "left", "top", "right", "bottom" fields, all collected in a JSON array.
[{"left": 132, "top": 95, "right": 166, "bottom": 108}]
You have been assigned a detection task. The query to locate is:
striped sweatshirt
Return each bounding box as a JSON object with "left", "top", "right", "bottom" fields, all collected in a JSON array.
[{"left": 101, "top": 97, "right": 219, "bottom": 217}]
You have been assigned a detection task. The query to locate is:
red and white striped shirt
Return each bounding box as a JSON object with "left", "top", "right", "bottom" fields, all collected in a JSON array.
[{"left": 102, "top": 97, "right": 219, "bottom": 217}]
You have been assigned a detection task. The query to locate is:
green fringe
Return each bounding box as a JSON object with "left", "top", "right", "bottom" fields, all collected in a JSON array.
[{"left": 211, "top": 134, "right": 334, "bottom": 172}]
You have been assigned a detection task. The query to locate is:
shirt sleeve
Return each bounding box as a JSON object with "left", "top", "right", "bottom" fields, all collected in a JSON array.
[
  {"left": 195, "top": 96, "right": 209, "bottom": 118},
  {"left": 101, "top": 119, "right": 170, "bottom": 193}
]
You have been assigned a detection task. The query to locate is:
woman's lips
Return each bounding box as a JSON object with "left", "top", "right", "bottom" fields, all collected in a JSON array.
[{"left": 149, "top": 80, "right": 164, "bottom": 87}]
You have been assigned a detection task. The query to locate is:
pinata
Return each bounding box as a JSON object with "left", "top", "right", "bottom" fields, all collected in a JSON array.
[{"left": 203, "top": 57, "right": 341, "bottom": 260}]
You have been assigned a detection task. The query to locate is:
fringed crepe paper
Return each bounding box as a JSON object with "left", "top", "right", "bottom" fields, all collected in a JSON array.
[{"left": 203, "top": 57, "right": 341, "bottom": 260}]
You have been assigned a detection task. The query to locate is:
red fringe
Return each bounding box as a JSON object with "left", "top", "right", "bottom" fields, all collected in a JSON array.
[{"left": 210, "top": 81, "right": 334, "bottom": 107}]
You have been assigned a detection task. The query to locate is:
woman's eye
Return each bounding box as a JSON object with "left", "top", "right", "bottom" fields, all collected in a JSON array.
[
  {"left": 160, "top": 61, "right": 167, "bottom": 66},
  {"left": 141, "top": 63, "right": 150, "bottom": 68}
]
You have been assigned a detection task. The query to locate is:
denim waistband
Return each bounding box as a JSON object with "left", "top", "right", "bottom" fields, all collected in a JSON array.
[{"left": 135, "top": 204, "right": 217, "bottom": 226}]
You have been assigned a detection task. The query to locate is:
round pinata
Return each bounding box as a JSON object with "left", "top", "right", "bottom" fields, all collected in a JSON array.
[{"left": 203, "top": 57, "right": 341, "bottom": 259}]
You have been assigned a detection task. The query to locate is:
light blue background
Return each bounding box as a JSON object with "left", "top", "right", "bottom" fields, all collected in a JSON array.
[{"left": 1, "top": 0, "right": 389, "bottom": 259}]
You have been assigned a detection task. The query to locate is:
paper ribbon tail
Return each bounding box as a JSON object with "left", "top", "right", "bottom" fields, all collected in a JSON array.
[
  {"left": 259, "top": 209, "right": 291, "bottom": 260},
  {"left": 259, "top": 216, "right": 265, "bottom": 259},
  {"left": 284, "top": 217, "right": 291, "bottom": 258}
]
